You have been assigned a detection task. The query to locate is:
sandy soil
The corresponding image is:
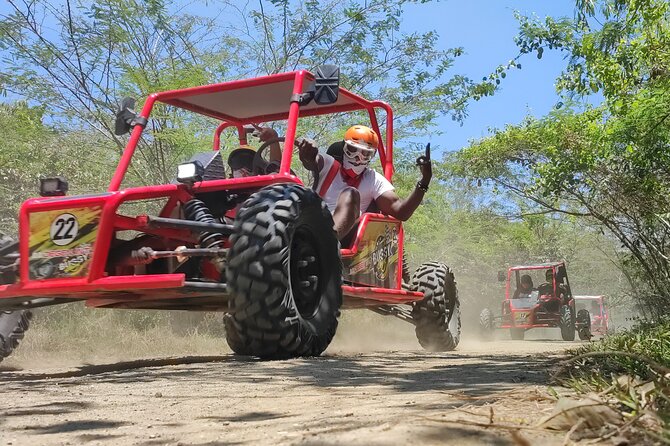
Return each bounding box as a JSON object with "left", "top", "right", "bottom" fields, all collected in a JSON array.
[{"left": 0, "top": 331, "right": 584, "bottom": 446}]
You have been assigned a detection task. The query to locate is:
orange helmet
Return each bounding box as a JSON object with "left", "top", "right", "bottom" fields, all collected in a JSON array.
[{"left": 344, "top": 125, "right": 379, "bottom": 152}]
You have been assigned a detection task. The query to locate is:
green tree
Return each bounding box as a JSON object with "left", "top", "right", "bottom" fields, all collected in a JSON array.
[
  {"left": 0, "top": 103, "right": 110, "bottom": 233},
  {"left": 0, "top": 0, "right": 478, "bottom": 188}
]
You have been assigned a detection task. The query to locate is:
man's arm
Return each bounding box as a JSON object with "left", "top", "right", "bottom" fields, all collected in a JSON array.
[
  {"left": 256, "top": 127, "right": 282, "bottom": 162},
  {"left": 296, "top": 138, "right": 323, "bottom": 171},
  {"left": 375, "top": 188, "right": 427, "bottom": 221},
  {"left": 374, "top": 143, "right": 432, "bottom": 221}
]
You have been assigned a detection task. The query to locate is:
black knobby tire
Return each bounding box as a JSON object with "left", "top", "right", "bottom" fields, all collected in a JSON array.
[
  {"left": 225, "top": 184, "right": 342, "bottom": 359},
  {"left": 223, "top": 313, "right": 251, "bottom": 355},
  {"left": 0, "top": 310, "right": 32, "bottom": 363},
  {"left": 410, "top": 262, "right": 460, "bottom": 352},
  {"left": 560, "top": 305, "right": 576, "bottom": 341},
  {"left": 510, "top": 328, "right": 525, "bottom": 340},
  {"left": 576, "top": 309, "right": 592, "bottom": 341},
  {"left": 0, "top": 232, "right": 18, "bottom": 284},
  {"left": 479, "top": 308, "right": 495, "bottom": 341},
  {"left": 0, "top": 233, "right": 31, "bottom": 364}
]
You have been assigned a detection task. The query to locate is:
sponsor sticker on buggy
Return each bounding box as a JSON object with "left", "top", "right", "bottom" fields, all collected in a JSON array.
[
  {"left": 344, "top": 220, "right": 399, "bottom": 287},
  {"left": 28, "top": 206, "right": 102, "bottom": 280}
]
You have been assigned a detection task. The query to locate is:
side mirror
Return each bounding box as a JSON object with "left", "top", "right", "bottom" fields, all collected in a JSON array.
[
  {"left": 313, "top": 65, "right": 339, "bottom": 105},
  {"left": 497, "top": 270, "right": 507, "bottom": 282},
  {"left": 114, "top": 97, "right": 141, "bottom": 135}
]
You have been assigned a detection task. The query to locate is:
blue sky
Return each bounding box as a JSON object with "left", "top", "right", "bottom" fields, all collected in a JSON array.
[{"left": 401, "top": 1, "right": 578, "bottom": 154}]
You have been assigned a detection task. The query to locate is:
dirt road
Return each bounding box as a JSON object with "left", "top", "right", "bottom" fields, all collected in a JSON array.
[{"left": 0, "top": 334, "right": 579, "bottom": 446}]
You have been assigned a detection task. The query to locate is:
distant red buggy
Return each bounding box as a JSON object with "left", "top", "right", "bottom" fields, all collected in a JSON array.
[
  {"left": 575, "top": 295, "right": 610, "bottom": 337},
  {"left": 479, "top": 262, "right": 591, "bottom": 341},
  {"left": 0, "top": 66, "right": 460, "bottom": 361}
]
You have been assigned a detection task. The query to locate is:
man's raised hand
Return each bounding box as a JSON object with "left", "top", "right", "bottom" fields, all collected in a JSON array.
[{"left": 416, "top": 143, "right": 432, "bottom": 186}]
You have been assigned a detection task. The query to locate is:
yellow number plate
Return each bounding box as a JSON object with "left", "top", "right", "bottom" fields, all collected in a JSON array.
[{"left": 514, "top": 312, "right": 529, "bottom": 323}]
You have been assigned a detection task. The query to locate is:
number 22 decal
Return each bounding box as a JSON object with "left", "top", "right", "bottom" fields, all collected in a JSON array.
[{"left": 50, "top": 213, "right": 79, "bottom": 246}]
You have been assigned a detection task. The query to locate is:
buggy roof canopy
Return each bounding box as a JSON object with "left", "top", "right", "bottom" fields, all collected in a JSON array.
[
  {"left": 509, "top": 262, "right": 564, "bottom": 271},
  {"left": 151, "top": 71, "right": 375, "bottom": 123},
  {"left": 110, "top": 69, "right": 396, "bottom": 191}
]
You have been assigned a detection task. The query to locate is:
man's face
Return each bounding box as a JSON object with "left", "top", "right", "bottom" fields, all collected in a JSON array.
[
  {"left": 232, "top": 167, "right": 251, "bottom": 178},
  {"left": 343, "top": 141, "right": 375, "bottom": 176}
]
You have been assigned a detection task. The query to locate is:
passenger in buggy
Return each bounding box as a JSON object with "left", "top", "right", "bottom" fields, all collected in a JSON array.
[
  {"left": 513, "top": 274, "right": 534, "bottom": 299},
  {"left": 296, "top": 125, "right": 432, "bottom": 240}
]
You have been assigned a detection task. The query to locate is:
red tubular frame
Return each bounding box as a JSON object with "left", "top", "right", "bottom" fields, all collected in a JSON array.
[
  {"left": 500, "top": 262, "right": 571, "bottom": 330},
  {"left": 3, "top": 69, "right": 415, "bottom": 307}
]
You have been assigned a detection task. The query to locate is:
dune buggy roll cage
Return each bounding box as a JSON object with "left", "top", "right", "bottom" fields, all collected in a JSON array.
[
  {"left": 109, "top": 70, "right": 396, "bottom": 192},
  {"left": 0, "top": 68, "right": 423, "bottom": 310},
  {"left": 505, "top": 262, "right": 572, "bottom": 302}
]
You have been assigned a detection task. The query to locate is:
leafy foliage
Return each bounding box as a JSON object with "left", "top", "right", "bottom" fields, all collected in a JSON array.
[
  {"left": 0, "top": 102, "right": 110, "bottom": 233},
  {"left": 0, "top": 0, "right": 480, "bottom": 188}
]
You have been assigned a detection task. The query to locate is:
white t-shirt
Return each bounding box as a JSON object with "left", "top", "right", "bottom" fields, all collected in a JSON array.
[{"left": 315, "top": 153, "right": 395, "bottom": 214}]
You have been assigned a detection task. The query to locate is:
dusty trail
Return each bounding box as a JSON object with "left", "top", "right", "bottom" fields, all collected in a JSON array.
[{"left": 0, "top": 337, "right": 580, "bottom": 446}]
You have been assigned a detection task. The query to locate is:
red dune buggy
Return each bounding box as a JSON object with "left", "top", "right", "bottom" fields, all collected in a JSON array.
[
  {"left": 0, "top": 66, "right": 460, "bottom": 361},
  {"left": 479, "top": 262, "right": 591, "bottom": 341},
  {"left": 575, "top": 295, "right": 610, "bottom": 337}
]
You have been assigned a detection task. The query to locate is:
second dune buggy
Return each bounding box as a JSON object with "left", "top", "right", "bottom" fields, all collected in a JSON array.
[{"left": 479, "top": 262, "right": 591, "bottom": 341}]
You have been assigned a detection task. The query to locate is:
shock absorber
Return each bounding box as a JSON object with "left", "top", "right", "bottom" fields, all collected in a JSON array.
[
  {"left": 183, "top": 199, "right": 226, "bottom": 273},
  {"left": 183, "top": 199, "right": 226, "bottom": 249}
]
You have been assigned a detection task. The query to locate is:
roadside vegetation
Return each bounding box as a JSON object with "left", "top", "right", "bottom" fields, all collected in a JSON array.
[
  {"left": 450, "top": 0, "right": 670, "bottom": 440},
  {"left": 555, "top": 319, "right": 670, "bottom": 443}
]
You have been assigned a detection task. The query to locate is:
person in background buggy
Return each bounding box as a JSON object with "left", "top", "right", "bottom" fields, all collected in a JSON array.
[{"left": 513, "top": 274, "right": 534, "bottom": 299}]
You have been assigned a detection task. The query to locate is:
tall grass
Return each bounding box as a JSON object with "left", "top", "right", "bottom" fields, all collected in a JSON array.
[{"left": 6, "top": 303, "right": 229, "bottom": 367}]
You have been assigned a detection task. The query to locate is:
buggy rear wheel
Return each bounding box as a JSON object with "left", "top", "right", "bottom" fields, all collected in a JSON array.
[
  {"left": 479, "top": 308, "right": 494, "bottom": 341},
  {"left": 576, "top": 309, "right": 592, "bottom": 341},
  {"left": 0, "top": 233, "right": 32, "bottom": 364},
  {"left": 510, "top": 328, "right": 525, "bottom": 340},
  {"left": 560, "top": 305, "right": 576, "bottom": 341},
  {"left": 225, "top": 184, "right": 342, "bottom": 359},
  {"left": 401, "top": 253, "right": 411, "bottom": 290},
  {"left": 0, "top": 310, "right": 32, "bottom": 363},
  {"left": 410, "top": 262, "right": 460, "bottom": 351}
]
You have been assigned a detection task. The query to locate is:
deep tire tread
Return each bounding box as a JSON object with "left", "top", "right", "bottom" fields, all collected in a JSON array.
[
  {"left": 0, "top": 233, "right": 31, "bottom": 364},
  {"left": 0, "top": 311, "right": 32, "bottom": 362},
  {"left": 560, "top": 305, "right": 576, "bottom": 341},
  {"left": 225, "top": 184, "right": 342, "bottom": 359},
  {"left": 410, "top": 262, "right": 461, "bottom": 351},
  {"left": 479, "top": 307, "right": 494, "bottom": 341}
]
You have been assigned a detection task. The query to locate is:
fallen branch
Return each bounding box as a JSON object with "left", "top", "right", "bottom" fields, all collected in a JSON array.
[
  {"left": 419, "top": 415, "right": 548, "bottom": 433},
  {"left": 1, "top": 355, "right": 231, "bottom": 381},
  {"left": 563, "top": 418, "right": 585, "bottom": 445}
]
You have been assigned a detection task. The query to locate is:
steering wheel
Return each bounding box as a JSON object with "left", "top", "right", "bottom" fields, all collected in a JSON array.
[{"left": 253, "top": 136, "right": 315, "bottom": 186}]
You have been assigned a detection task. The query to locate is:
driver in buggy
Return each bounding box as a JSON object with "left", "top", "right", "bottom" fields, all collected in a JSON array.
[
  {"left": 296, "top": 125, "right": 432, "bottom": 241},
  {"left": 537, "top": 268, "right": 567, "bottom": 312},
  {"left": 226, "top": 127, "right": 282, "bottom": 178},
  {"left": 537, "top": 269, "right": 554, "bottom": 298}
]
